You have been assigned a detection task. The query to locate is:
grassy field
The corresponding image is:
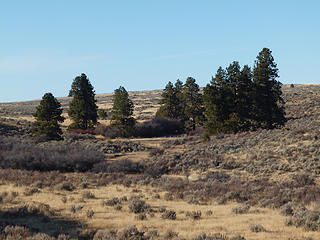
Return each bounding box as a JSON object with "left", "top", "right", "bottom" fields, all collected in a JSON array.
[{"left": 1, "top": 84, "right": 320, "bottom": 239}]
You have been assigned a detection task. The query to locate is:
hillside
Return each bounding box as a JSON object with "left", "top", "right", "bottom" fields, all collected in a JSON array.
[{"left": 1, "top": 84, "right": 320, "bottom": 239}]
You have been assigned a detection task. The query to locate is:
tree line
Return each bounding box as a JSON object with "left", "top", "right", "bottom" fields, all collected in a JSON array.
[{"left": 32, "top": 48, "right": 286, "bottom": 140}]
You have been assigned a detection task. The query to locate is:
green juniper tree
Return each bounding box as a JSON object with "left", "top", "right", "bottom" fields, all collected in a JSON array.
[
  {"left": 32, "top": 93, "right": 65, "bottom": 140},
  {"left": 182, "top": 77, "right": 204, "bottom": 130},
  {"left": 68, "top": 73, "right": 98, "bottom": 129},
  {"left": 110, "top": 86, "right": 135, "bottom": 137},
  {"left": 252, "top": 48, "right": 286, "bottom": 129}
]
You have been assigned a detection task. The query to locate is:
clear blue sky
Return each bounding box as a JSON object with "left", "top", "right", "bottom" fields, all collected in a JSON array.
[{"left": 1, "top": 1, "right": 319, "bottom": 102}]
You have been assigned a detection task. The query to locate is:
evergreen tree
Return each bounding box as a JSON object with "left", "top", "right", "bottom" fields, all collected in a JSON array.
[
  {"left": 32, "top": 93, "right": 65, "bottom": 140},
  {"left": 156, "top": 80, "right": 185, "bottom": 120},
  {"left": 235, "top": 65, "right": 254, "bottom": 129},
  {"left": 203, "top": 67, "right": 234, "bottom": 133},
  {"left": 252, "top": 48, "right": 286, "bottom": 128},
  {"left": 68, "top": 73, "right": 98, "bottom": 129},
  {"left": 228, "top": 63, "right": 254, "bottom": 131},
  {"left": 110, "top": 86, "right": 135, "bottom": 137},
  {"left": 182, "top": 77, "right": 204, "bottom": 130}
]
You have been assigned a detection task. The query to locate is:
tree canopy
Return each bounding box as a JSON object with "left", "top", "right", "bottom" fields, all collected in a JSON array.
[
  {"left": 155, "top": 80, "right": 185, "bottom": 120},
  {"left": 203, "top": 48, "right": 286, "bottom": 134},
  {"left": 252, "top": 48, "right": 286, "bottom": 129},
  {"left": 32, "top": 93, "right": 65, "bottom": 140},
  {"left": 110, "top": 86, "right": 136, "bottom": 137},
  {"left": 182, "top": 77, "right": 204, "bottom": 130},
  {"left": 68, "top": 73, "right": 98, "bottom": 129}
]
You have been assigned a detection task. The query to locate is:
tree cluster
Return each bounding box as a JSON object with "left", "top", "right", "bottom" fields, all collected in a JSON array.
[
  {"left": 203, "top": 48, "right": 285, "bottom": 134},
  {"left": 31, "top": 48, "right": 286, "bottom": 141},
  {"left": 156, "top": 77, "right": 204, "bottom": 131},
  {"left": 157, "top": 48, "right": 286, "bottom": 134},
  {"left": 33, "top": 73, "right": 99, "bottom": 140}
]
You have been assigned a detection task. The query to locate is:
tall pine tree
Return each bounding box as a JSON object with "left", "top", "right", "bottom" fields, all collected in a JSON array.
[
  {"left": 182, "top": 77, "right": 204, "bottom": 130},
  {"left": 252, "top": 48, "right": 286, "bottom": 129},
  {"left": 203, "top": 67, "right": 235, "bottom": 133},
  {"left": 33, "top": 93, "right": 65, "bottom": 140},
  {"left": 110, "top": 86, "right": 136, "bottom": 137},
  {"left": 68, "top": 73, "right": 98, "bottom": 129},
  {"left": 235, "top": 65, "right": 254, "bottom": 129},
  {"left": 156, "top": 80, "right": 185, "bottom": 120}
]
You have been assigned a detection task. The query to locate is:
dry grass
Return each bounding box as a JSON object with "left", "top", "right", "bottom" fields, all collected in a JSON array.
[
  {"left": 2, "top": 84, "right": 320, "bottom": 239},
  {"left": 0, "top": 183, "right": 319, "bottom": 239}
]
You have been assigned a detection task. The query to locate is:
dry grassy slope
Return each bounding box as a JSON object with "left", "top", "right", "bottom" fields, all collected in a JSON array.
[
  {"left": 1, "top": 84, "right": 320, "bottom": 239},
  {"left": 0, "top": 89, "right": 163, "bottom": 123},
  {"left": 0, "top": 84, "right": 318, "bottom": 121}
]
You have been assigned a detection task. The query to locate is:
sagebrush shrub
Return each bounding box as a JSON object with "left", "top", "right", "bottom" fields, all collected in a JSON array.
[
  {"left": 134, "top": 118, "right": 185, "bottom": 138},
  {"left": 0, "top": 136, "right": 104, "bottom": 172},
  {"left": 161, "top": 210, "right": 176, "bottom": 220},
  {"left": 128, "top": 199, "right": 149, "bottom": 213}
]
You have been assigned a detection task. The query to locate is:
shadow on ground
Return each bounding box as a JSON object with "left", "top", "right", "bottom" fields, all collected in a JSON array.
[{"left": 0, "top": 206, "right": 85, "bottom": 238}]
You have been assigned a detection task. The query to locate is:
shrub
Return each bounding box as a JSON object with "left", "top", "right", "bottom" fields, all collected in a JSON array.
[
  {"left": 291, "top": 173, "right": 315, "bottom": 186},
  {"left": 161, "top": 210, "right": 176, "bottom": 220},
  {"left": 134, "top": 118, "right": 185, "bottom": 138},
  {"left": 249, "top": 224, "right": 266, "bottom": 232},
  {"left": 3, "top": 225, "right": 33, "bottom": 239},
  {"left": 205, "top": 210, "right": 213, "bottom": 216},
  {"left": 145, "top": 230, "right": 159, "bottom": 239},
  {"left": 280, "top": 203, "right": 295, "bottom": 216},
  {"left": 57, "top": 234, "right": 70, "bottom": 240},
  {"left": 82, "top": 191, "right": 95, "bottom": 199},
  {"left": 93, "top": 230, "right": 117, "bottom": 240},
  {"left": 98, "top": 109, "right": 109, "bottom": 120},
  {"left": 56, "top": 182, "right": 75, "bottom": 191},
  {"left": 189, "top": 210, "right": 202, "bottom": 220},
  {"left": 114, "top": 204, "right": 122, "bottom": 211},
  {"left": 230, "top": 235, "right": 246, "bottom": 240},
  {"left": 163, "top": 230, "right": 179, "bottom": 240},
  {"left": 103, "top": 197, "right": 120, "bottom": 206},
  {"left": 192, "top": 232, "right": 231, "bottom": 240},
  {"left": 0, "top": 136, "right": 104, "bottom": 172},
  {"left": 164, "top": 192, "right": 174, "bottom": 201},
  {"left": 70, "top": 205, "right": 76, "bottom": 213},
  {"left": 149, "top": 148, "right": 164, "bottom": 157},
  {"left": 285, "top": 207, "right": 320, "bottom": 231},
  {"left": 232, "top": 205, "right": 250, "bottom": 214},
  {"left": 93, "top": 159, "right": 144, "bottom": 174},
  {"left": 135, "top": 213, "right": 147, "bottom": 221},
  {"left": 159, "top": 206, "right": 166, "bottom": 213},
  {"left": 23, "top": 187, "right": 39, "bottom": 196},
  {"left": 86, "top": 209, "right": 94, "bottom": 218},
  {"left": 117, "top": 225, "right": 145, "bottom": 240},
  {"left": 61, "top": 196, "right": 67, "bottom": 204},
  {"left": 94, "top": 124, "right": 120, "bottom": 138},
  {"left": 128, "top": 199, "right": 150, "bottom": 213}
]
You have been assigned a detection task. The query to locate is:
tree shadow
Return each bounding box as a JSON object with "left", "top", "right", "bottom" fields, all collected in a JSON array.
[{"left": 0, "top": 206, "right": 85, "bottom": 238}]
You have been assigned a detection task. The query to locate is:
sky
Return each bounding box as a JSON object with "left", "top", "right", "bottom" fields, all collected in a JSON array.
[{"left": 0, "top": 1, "right": 319, "bottom": 102}]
